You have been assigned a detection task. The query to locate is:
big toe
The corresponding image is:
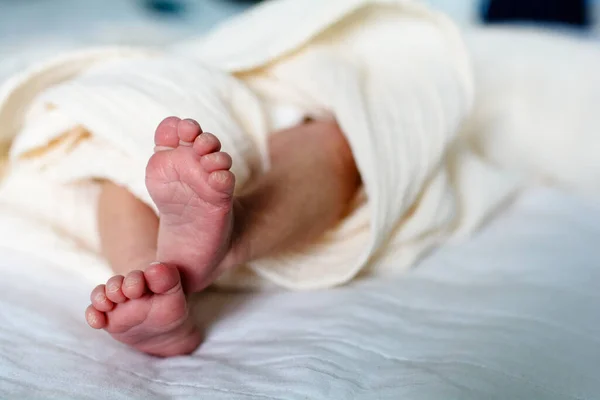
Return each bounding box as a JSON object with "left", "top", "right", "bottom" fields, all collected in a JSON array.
[
  {"left": 155, "top": 116, "right": 181, "bottom": 149},
  {"left": 144, "top": 263, "right": 183, "bottom": 295}
]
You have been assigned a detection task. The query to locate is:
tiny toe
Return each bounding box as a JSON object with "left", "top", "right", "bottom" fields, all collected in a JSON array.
[
  {"left": 200, "top": 152, "right": 232, "bottom": 173},
  {"left": 208, "top": 170, "right": 236, "bottom": 195},
  {"left": 105, "top": 275, "right": 126, "bottom": 303},
  {"left": 155, "top": 116, "right": 181, "bottom": 148},
  {"left": 144, "top": 263, "right": 182, "bottom": 295},
  {"left": 178, "top": 118, "right": 203, "bottom": 144},
  {"left": 193, "top": 132, "right": 221, "bottom": 155},
  {"left": 122, "top": 270, "right": 147, "bottom": 299},
  {"left": 86, "top": 305, "right": 107, "bottom": 329},
  {"left": 90, "top": 284, "right": 114, "bottom": 312}
]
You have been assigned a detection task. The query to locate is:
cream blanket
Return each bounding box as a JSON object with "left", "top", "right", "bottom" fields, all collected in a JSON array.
[{"left": 0, "top": 0, "right": 598, "bottom": 290}]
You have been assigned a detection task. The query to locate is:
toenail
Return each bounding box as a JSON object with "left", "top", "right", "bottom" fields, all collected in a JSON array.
[
  {"left": 183, "top": 118, "right": 199, "bottom": 126},
  {"left": 107, "top": 283, "right": 120, "bottom": 292},
  {"left": 125, "top": 277, "right": 140, "bottom": 287},
  {"left": 94, "top": 292, "right": 107, "bottom": 303}
]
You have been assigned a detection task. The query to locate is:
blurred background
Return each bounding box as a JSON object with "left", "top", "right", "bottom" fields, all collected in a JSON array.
[
  {"left": 0, "top": 0, "right": 598, "bottom": 79},
  {"left": 1, "top": 0, "right": 599, "bottom": 43}
]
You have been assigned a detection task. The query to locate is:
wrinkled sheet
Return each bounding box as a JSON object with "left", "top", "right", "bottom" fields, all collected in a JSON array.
[
  {"left": 1, "top": 0, "right": 599, "bottom": 293},
  {"left": 0, "top": 188, "right": 598, "bottom": 399}
]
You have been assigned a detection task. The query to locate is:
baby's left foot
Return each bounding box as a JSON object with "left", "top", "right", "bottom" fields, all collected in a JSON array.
[
  {"left": 85, "top": 263, "right": 202, "bottom": 357},
  {"left": 146, "top": 117, "right": 236, "bottom": 293}
]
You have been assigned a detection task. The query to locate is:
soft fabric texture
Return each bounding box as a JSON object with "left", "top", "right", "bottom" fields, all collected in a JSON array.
[
  {"left": 0, "top": 0, "right": 598, "bottom": 290},
  {"left": 0, "top": 188, "right": 599, "bottom": 399}
]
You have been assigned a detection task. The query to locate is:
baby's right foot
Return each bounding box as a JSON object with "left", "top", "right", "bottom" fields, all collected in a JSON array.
[
  {"left": 85, "top": 263, "right": 202, "bottom": 357},
  {"left": 146, "top": 117, "right": 236, "bottom": 293}
]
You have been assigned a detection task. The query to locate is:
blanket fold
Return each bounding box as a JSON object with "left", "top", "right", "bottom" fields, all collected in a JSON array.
[{"left": 0, "top": 0, "right": 598, "bottom": 290}]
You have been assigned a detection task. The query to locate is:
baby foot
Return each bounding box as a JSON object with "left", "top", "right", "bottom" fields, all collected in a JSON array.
[
  {"left": 146, "top": 117, "right": 236, "bottom": 293},
  {"left": 85, "top": 263, "right": 202, "bottom": 357}
]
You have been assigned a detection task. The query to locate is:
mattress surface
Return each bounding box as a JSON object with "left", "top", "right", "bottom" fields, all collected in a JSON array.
[
  {"left": 0, "top": 188, "right": 598, "bottom": 399},
  {"left": 1, "top": 2, "right": 599, "bottom": 398}
]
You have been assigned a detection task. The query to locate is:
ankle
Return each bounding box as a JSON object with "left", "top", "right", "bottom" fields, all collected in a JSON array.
[{"left": 216, "top": 198, "right": 252, "bottom": 271}]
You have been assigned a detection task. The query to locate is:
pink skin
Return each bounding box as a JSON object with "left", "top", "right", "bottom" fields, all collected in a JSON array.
[
  {"left": 85, "top": 117, "right": 236, "bottom": 357},
  {"left": 85, "top": 263, "right": 201, "bottom": 357},
  {"left": 148, "top": 117, "right": 236, "bottom": 293}
]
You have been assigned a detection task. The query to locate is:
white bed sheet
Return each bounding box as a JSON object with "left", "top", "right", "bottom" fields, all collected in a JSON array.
[
  {"left": 1, "top": 3, "right": 599, "bottom": 399},
  {"left": 0, "top": 187, "right": 598, "bottom": 399}
]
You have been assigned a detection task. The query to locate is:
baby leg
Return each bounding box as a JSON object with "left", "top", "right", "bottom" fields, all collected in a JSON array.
[
  {"left": 85, "top": 117, "right": 360, "bottom": 358},
  {"left": 96, "top": 181, "right": 158, "bottom": 275},
  {"left": 147, "top": 117, "right": 361, "bottom": 292},
  {"left": 85, "top": 181, "right": 201, "bottom": 357}
]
